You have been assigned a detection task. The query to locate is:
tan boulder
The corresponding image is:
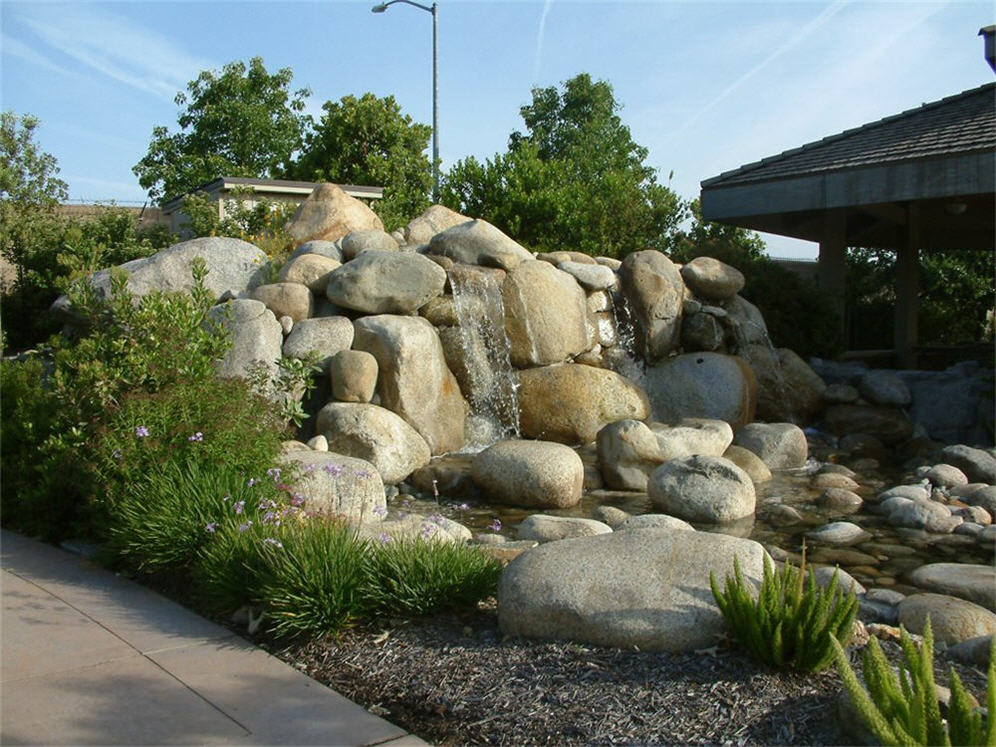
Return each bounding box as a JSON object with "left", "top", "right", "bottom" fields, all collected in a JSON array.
[
  {"left": 403, "top": 204, "right": 471, "bottom": 246},
  {"left": 286, "top": 183, "right": 384, "bottom": 244}
]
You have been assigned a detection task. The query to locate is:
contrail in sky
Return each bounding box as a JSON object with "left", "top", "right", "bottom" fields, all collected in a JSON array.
[
  {"left": 532, "top": 0, "right": 555, "bottom": 85},
  {"left": 672, "top": 0, "right": 853, "bottom": 136}
]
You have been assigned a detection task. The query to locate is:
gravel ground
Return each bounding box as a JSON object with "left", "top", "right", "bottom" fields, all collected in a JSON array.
[{"left": 263, "top": 604, "right": 989, "bottom": 747}]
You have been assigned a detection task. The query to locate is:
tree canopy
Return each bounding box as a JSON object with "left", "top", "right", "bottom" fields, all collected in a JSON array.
[
  {"left": 133, "top": 57, "right": 310, "bottom": 203},
  {"left": 442, "top": 73, "right": 683, "bottom": 258},
  {"left": 283, "top": 93, "right": 432, "bottom": 231}
]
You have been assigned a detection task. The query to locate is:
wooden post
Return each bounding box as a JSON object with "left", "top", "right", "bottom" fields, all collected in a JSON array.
[
  {"left": 894, "top": 204, "right": 920, "bottom": 369},
  {"left": 818, "top": 210, "right": 848, "bottom": 345}
]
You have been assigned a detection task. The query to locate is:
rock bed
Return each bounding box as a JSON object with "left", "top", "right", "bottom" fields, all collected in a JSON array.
[{"left": 269, "top": 607, "right": 989, "bottom": 746}]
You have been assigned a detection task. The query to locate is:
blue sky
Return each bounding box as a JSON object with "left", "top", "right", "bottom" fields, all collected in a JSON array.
[{"left": 2, "top": 0, "right": 993, "bottom": 258}]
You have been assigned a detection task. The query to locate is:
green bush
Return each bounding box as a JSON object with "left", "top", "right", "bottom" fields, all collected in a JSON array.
[
  {"left": 363, "top": 536, "right": 503, "bottom": 619},
  {"left": 832, "top": 619, "right": 996, "bottom": 746},
  {"left": 711, "top": 552, "right": 858, "bottom": 672}
]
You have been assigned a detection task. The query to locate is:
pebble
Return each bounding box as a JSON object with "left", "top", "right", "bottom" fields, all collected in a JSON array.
[
  {"left": 817, "top": 463, "right": 857, "bottom": 478},
  {"left": 811, "top": 473, "right": 860, "bottom": 490},
  {"left": 805, "top": 521, "right": 872, "bottom": 546},
  {"left": 924, "top": 463, "right": 969, "bottom": 488},
  {"left": 818, "top": 488, "right": 863, "bottom": 512}
]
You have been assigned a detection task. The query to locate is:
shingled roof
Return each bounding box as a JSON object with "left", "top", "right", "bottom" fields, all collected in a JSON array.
[{"left": 703, "top": 82, "right": 995, "bottom": 188}]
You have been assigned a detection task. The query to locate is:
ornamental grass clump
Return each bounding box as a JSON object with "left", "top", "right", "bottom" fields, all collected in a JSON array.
[
  {"left": 710, "top": 549, "right": 858, "bottom": 672},
  {"left": 831, "top": 619, "right": 996, "bottom": 747}
]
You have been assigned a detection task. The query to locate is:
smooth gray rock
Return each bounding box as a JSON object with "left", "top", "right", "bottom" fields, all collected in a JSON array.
[
  {"left": 723, "top": 294, "right": 769, "bottom": 344},
  {"left": 746, "top": 345, "right": 826, "bottom": 425},
  {"left": 964, "top": 485, "right": 996, "bottom": 515},
  {"left": 207, "top": 299, "right": 282, "bottom": 381},
  {"left": 898, "top": 593, "right": 996, "bottom": 645},
  {"left": 471, "top": 439, "right": 584, "bottom": 509},
  {"left": 888, "top": 500, "right": 962, "bottom": 533},
  {"left": 907, "top": 563, "right": 996, "bottom": 611},
  {"left": 648, "top": 455, "right": 756, "bottom": 524},
  {"left": 824, "top": 404, "right": 914, "bottom": 445},
  {"left": 651, "top": 418, "right": 734, "bottom": 461},
  {"left": 615, "top": 514, "right": 695, "bottom": 533},
  {"left": 680, "top": 256, "right": 745, "bottom": 301},
  {"left": 286, "top": 183, "right": 384, "bottom": 244},
  {"left": 289, "top": 239, "right": 342, "bottom": 262},
  {"left": 353, "top": 315, "right": 468, "bottom": 454},
  {"left": 618, "top": 250, "right": 684, "bottom": 362},
  {"left": 645, "top": 353, "right": 757, "bottom": 432},
  {"left": 329, "top": 349, "right": 378, "bottom": 403},
  {"left": 557, "top": 261, "right": 617, "bottom": 291},
  {"left": 924, "top": 463, "right": 969, "bottom": 488},
  {"left": 680, "top": 311, "right": 725, "bottom": 352},
  {"left": 733, "top": 422, "right": 808, "bottom": 470},
  {"left": 250, "top": 282, "right": 314, "bottom": 323},
  {"left": 327, "top": 250, "right": 446, "bottom": 314},
  {"left": 315, "top": 402, "right": 431, "bottom": 484},
  {"left": 403, "top": 204, "right": 471, "bottom": 246},
  {"left": 938, "top": 444, "right": 996, "bottom": 484},
  {"left": 804, "top": 521, "right": 872, "bottom": 546},
  {"left": 340, "top": 229, "right": 400, "bottom": 259},
  {"left": 498, "top": 529, "right": 767, "bottom": 653},
  {"left": 279, "top": 450, "right": 386, "bottom": 523},
  {"left": 429, "top": 219, "right": 533, "bottom": 271},
  {"left": 723, "top": 445, "right": 773, "bottom": 484},
  {"left": 516, "top": 515, "right": 613, "bottom": 543},
  {"left": 596, "top": 419, "right": 663, "bottom": 492},
  {"left": 878, "top": 484, "right": 930, "bottom": 502},
  {"left": 282, "top": 316, "right": 354, "bottom": 370},
  {"left": 277, "top": 253, "right": 341, "bottom": 292},
  {"left": 858, "top": 370, "right": 912, "bottom": 407}
]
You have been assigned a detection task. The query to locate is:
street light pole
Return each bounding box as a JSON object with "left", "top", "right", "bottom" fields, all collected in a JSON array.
[{"left": 372, "top": 0, "right": 440, "bottom": 204}]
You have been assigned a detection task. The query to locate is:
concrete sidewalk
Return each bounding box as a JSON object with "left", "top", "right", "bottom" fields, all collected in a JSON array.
[{"left": 1, "top": 529, "right": 428, "bottom": 746}]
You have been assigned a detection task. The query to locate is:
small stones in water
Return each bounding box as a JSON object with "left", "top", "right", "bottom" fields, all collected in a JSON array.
[
  {"left": 805, "top": 521, "right": 871, "bottom": 546},
  {"left": 811, "top": 472, "right": 860, "bottom": 490},
  {"left": 817, "top": 488, "right": 863, "bottom": 513},
  {"left": 922, "top": 463, "right": 969, "bottom": 488},
  {"left": 591, "top": 505, "right": 631, "bottom": 527},
  {"left": 760, "top": 503, "right": 804, "bottom": 527}
]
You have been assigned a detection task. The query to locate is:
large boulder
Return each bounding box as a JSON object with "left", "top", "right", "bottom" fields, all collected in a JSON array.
[
  {"left": 647, "top": 455, "right": 756, "bottom": 524},
  {"left": 286, "top": 184, "right": 384, "bottom": 244},
  {"left": 207, "top": 299, "right": 282, "bottom": 381},
  {"left": 498, "top": 529, "right": 767, "bottom": 653},
  {"left": 353, "top": 315, "right": 468, "bottom": 454},
  {"left": 732, "top": 422, "right": 808, "bottom": 469},
  {"left": 858, "top": 370, "right": 912, "bottom": 407},
  {"left": 288, "top": 239, "right": 343, "bottom": 263},
  {"left": 651, "top": 418, "right": 734, "bottom": 461},
  {"left": 326, "top": 250, "right": 446, "bottom": 314},
  {"left": 74, "top": 237, "right": 267, "bottom": 307},
  {"left": 723, "top": 294, "right": 769, "bottom": 345},
  {"left": 937, "top": 444, "right": 996, "bottom": 484},
  {"left": 557, "top": 261, "right": 617, "bottom": 292},
  {"left": 596, "top": 419, "right": 663, "bottom": 491},
  {"left": 745, "top": 345, "right": 826, "bottom": 424},
  {"left": 898, "top": 593, "right": 996, "bottom": 646},
  {"left": 429, "top": 219, "right": 533, "bottom": 271},
  {"left": 518, "top": 363, "right": 651, "bottom": 445},
  {"left": 278, "top": 450, "right": 386, "bottom": 523},
  {"left": 403, "top": 204, "right": 471, "bottom": 246},
  {"left": 516, "top": 515, "right": 613, "bottom": 543},
  {"left": 282, "top": 316, "right": 354, "bottom": 371},
  {"left": 250, "top": 282, "right": 314, "bottom": 323},
  {"left": 680, "top": 256, "right": 745, "bottom": 301},
  {"left": 618, "top": 250, "right": 684, "bottom": 362},
  {"left": 340, "top": 229, "right": 400, "bottom": 259},
  {"left": 907, "top": 563, "right": 996, "bottom": 611},
  {"left": 471, "top": 439, "right": 583, "bottom": 509},
  {"left": 824, "top": 404, "right": 914, "bottom": 444},
  {"left": 644, "top": 353, "right": 756, "bottom": 431},
  {"left": 315, "top": 402, "right": 431, "bottom": 484},
  {"left": 502, "top": 260, "right": 589, "bottom": 367},
  {"left": 277, "top": 253, "right": 341, "bottom": 292}
]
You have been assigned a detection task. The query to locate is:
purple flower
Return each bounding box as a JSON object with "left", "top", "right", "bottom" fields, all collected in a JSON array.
[
  {"left": 262, "top": 537, "right": 283, "bottom": 548},
  {"left": 372, "top": 506, "right": 388, "bottom": 518},
  {"left": 420, "top": 523, "right": 437, "bottom": 538},
  {"left": 490, "top": 518, "right": 502, "bottom": 533},
  {"left": 428, "top": 513, "right": 444, "bottom": 524},
  {"left": 290, "top": 494, "right": 305, "bottom": 507},
  {"left": 356, "top": 468, "right": 374, "bottom": 479},
  {"left": 303, "top": 463, "right": 316, "bottom": 474},
  {"left": 267, "top": 467, "right": 281, "bottom": 481},
  {"left": 455, "top": 503, "right": 470, "bottom": 511},
  {"left": 233, "top": 500, "right": 245, "bottom": 515},
  {"left": 247, "top": 477, "right": 258, "bottom": 487},
  {"left": 135, "top": 425, "right": 149, "bottom": 438},
  {"left": 262, "top": 511, "right": 278, "bottom": 524},
  {"left": 187, "top": 431, "right": 203, "bottom": 442},
  {"left": 205, "top": 522, "right": 218, "bottom": 533},
  {"left": 378, "top": 532, "right": 392, "bottom": 544},
  {"left": 324, "top": 463, "right": 344, "bottom": 476},
  {"left": 238, "top": 521, "right": 253, "bottom": 532}
]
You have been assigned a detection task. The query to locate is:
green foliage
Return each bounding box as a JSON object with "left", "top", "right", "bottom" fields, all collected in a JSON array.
[
  {"left": 847, "top": 247, "right": 995, "bottom": 349},
  {"left": 0, "top": 356, "right": 68, "bottom": 539},
  {"left": 442, "top": 73, "right": 684, "bottom": 258},
  {"left": 179, "top": 188, "right": 296, "bottom": 262},
  {"left": 246, "top": 353, "right": 322, "bottom": 429},
  {"left": 710, "top": 551, "right": 858, "bottom": 672},
  {"left": 103, "top": 458, "right": 291, "bottom": 576},
  {"left": 363, "top": 537, "right": 502, "bottom": 618},
  {"left": 286, "top": 92, "right": 432, "bottom": 232},
  {"left": 832, "top": 619, "right": 996, "bottom": 746},
  {"left": 254, "top": 519, "right": 370, "bottom": 638},
  {"left": 674, "top": 201, "right": 844, "bottom": 358},
  {"left": 133, "top": 57, "right": 310, "bottom": 203}
]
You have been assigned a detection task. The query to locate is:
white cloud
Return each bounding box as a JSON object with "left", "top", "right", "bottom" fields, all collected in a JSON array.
[
  {"left": 1, "top": 32, "right": 77, "bottom": 77},
  {"left": 12, "top": 4, "right": 217, "bottom": 102}
]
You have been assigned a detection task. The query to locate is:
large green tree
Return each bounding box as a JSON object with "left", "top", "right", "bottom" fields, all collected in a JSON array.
[
  {"left": 442, "top": 73, "right": 683, "bottom": 257},
  {"left": 284, "top": 93, "right": 432, "bottom": 232},
  {"left": 134, "top": 57, "right": 310, "bottom": 203}
]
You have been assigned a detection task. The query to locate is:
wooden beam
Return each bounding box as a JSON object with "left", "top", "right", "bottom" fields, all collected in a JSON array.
[{"left": 894, "top": 204, "right": 921, "bottom": 369}]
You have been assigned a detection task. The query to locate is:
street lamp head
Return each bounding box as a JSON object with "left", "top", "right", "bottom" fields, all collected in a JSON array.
[{"left": 371, "top": 3, "right": 389, "bottom": 12}]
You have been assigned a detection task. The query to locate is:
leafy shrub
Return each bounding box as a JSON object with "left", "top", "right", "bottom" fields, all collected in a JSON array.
[
  {"left": 103, "top": 457, "right": 294, "bottom": 576},
  {"left": 711, "top": 552, "right": 858, "bottom": 672},
  {"left": 181, "top": 189, "right": 296, "bottom": 264},
  {"left": 363, "top": 537, "right": 502, "bottom": 619},
  {"left": 832, "top": 619, "right": 996, "bottom": 746}
]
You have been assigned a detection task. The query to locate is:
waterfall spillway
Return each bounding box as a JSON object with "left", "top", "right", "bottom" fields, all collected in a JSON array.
[{"left": 450, "top": 264, "right": 520, "bottom": 450}]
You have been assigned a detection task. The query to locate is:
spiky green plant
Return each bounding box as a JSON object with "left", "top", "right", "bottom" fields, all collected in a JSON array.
[
  {"left": 832, "top": 619, "right": 996, "bottom": 747},
  {"left": 710, "top": 549, "right": 858, "bottom": 672}
]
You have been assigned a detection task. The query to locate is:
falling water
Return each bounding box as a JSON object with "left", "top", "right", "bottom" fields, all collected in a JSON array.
[
  {"left": 603, "top": 288, "right": 647, "bottom": 388},
  {"left": 727, "top": 315, "right": 796, "bottom": 424},
  {"left": 449, "top": 264, "right": 520, "bottom": 450}
]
